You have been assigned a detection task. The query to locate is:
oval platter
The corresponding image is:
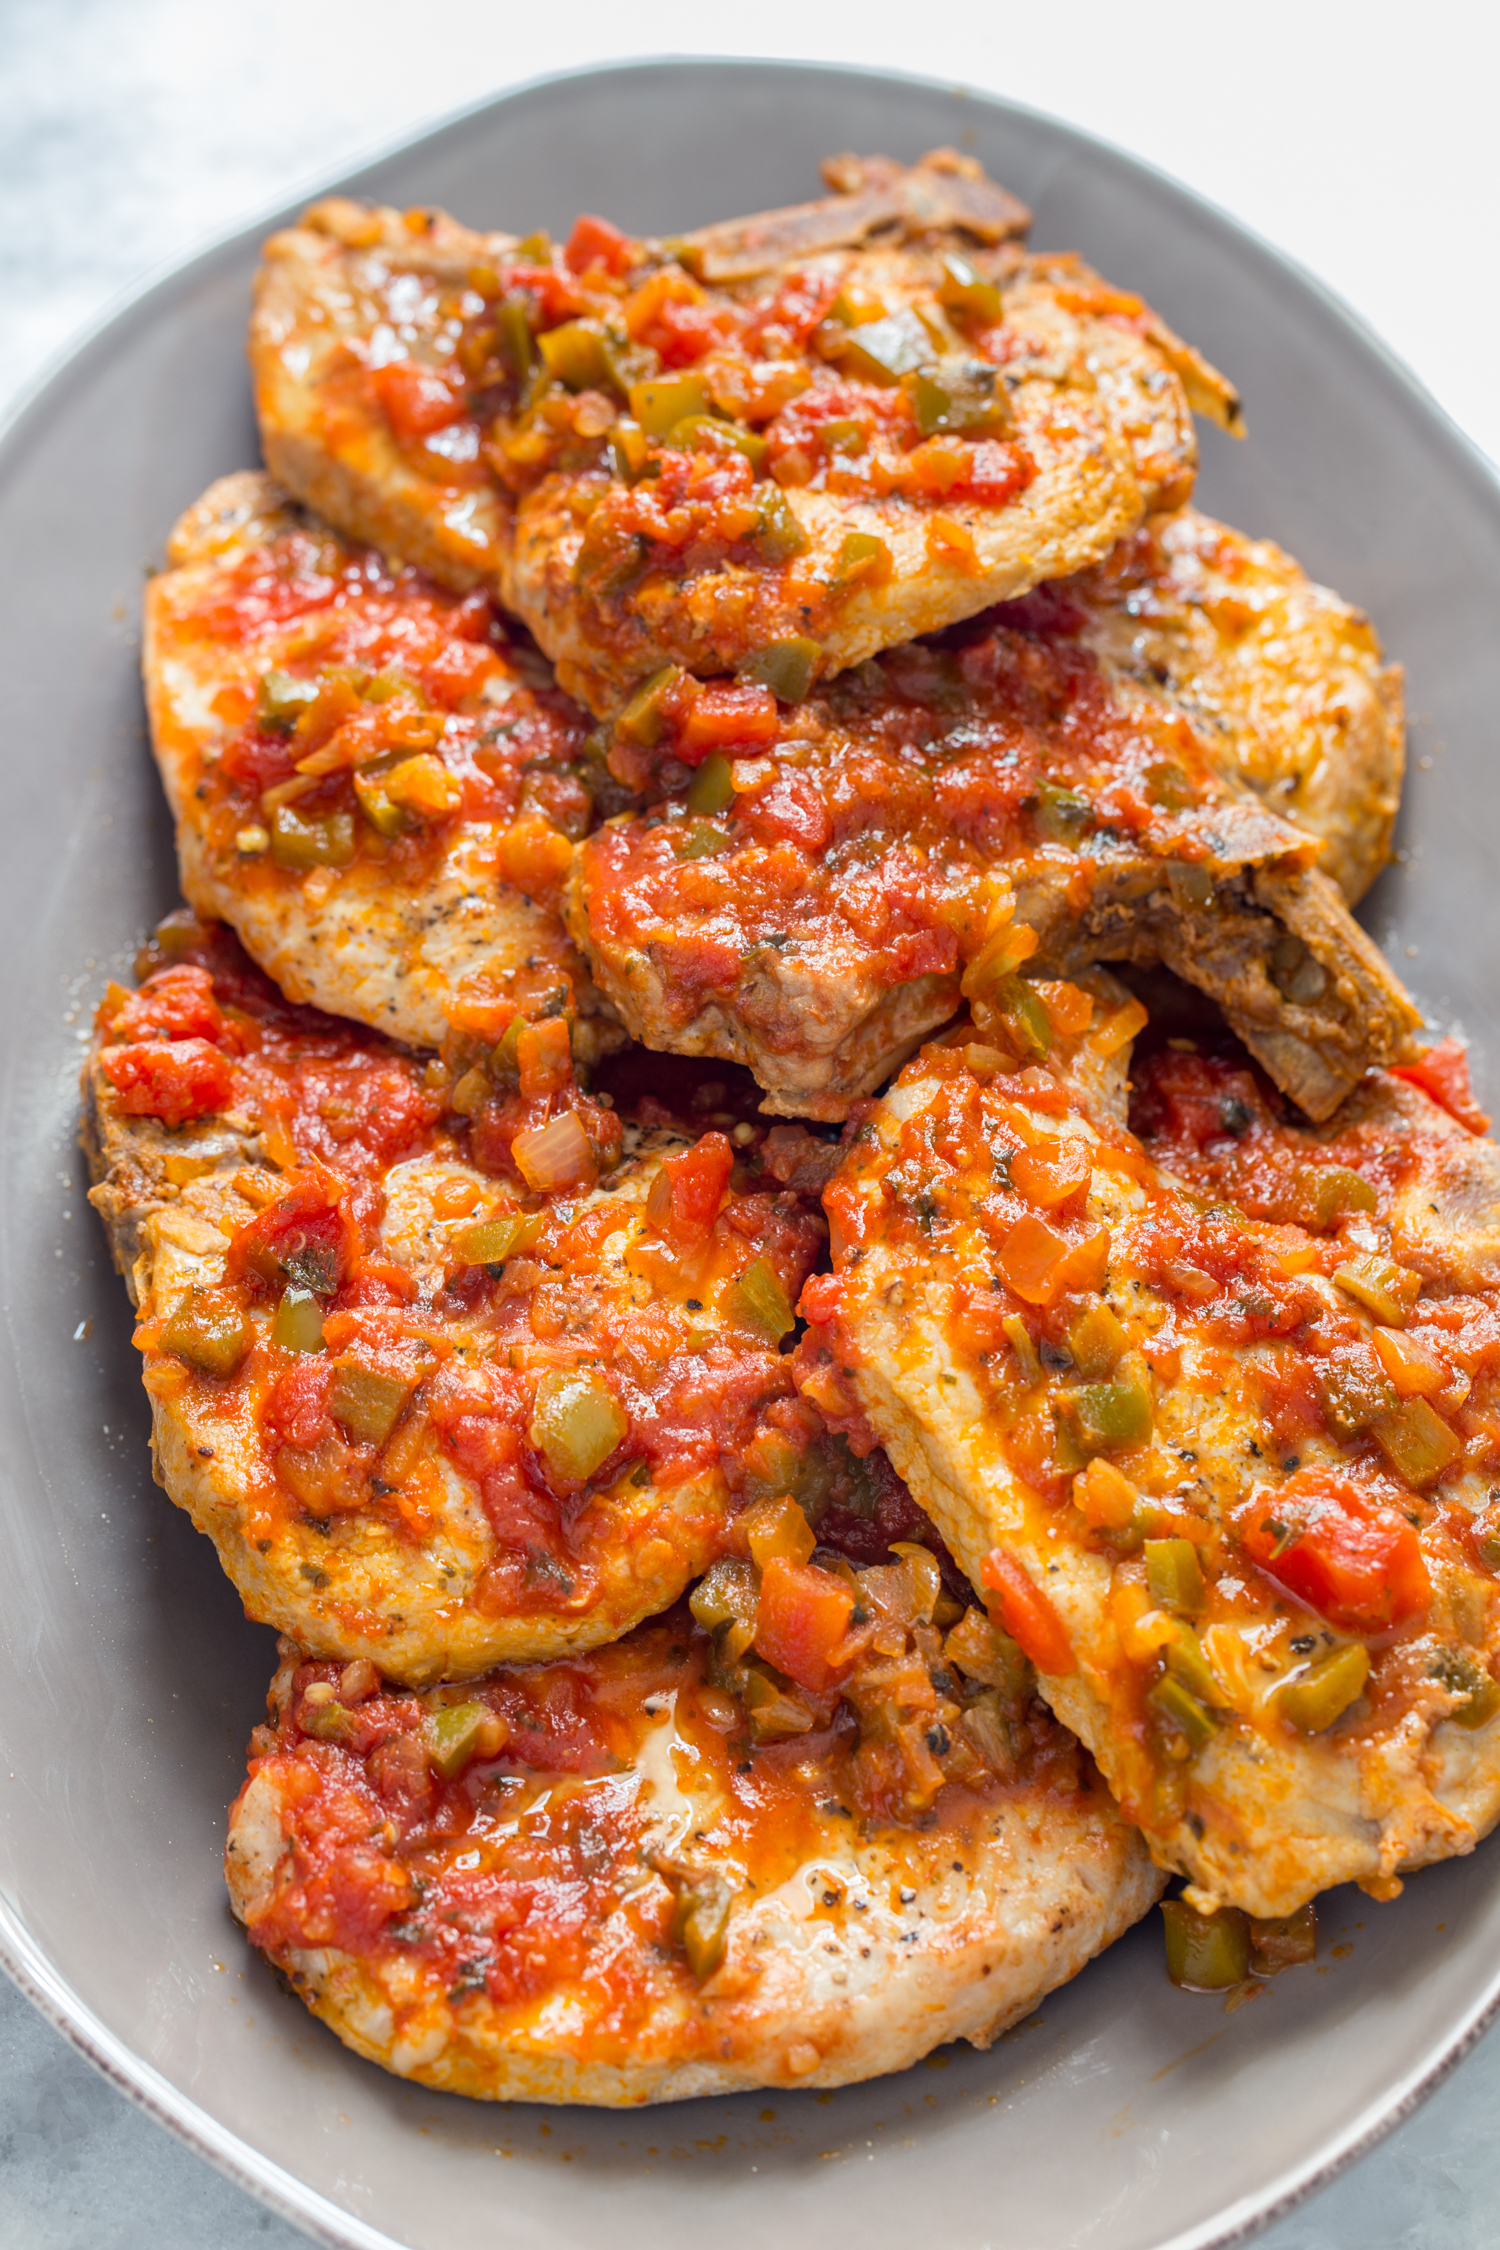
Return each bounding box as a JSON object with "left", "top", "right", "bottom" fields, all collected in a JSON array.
[{"left": 1, "top": 55, "right": 1499, "bottom": 2250}]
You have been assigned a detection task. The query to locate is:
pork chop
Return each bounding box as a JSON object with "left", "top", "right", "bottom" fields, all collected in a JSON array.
[
  {"left": 146, "top": 470, "right": 619, "bottom": 1058},
  {"left": 84, "top": 919, "right": 822, "bottom": 1684},
  {"left": 250, "top": 152, "right": 1239, "bottom": 716},
  {"left": 797, "top": 1008, "right": 1500, "bottom": 1917},
  {"left": 570, "top": 586, "right": 1417, "bottom": 1121},
  {"left": 226, "top": 1572, "right": 1160, "bottom": 2101}
]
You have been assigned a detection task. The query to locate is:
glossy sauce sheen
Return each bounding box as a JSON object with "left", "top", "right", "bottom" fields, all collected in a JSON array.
[
  {"left": 226, "top": 1576, "right": 1157, "bottom": 2099},
  {"left": 573, "top": 521, "right": 1415, "bottom": 1126}
]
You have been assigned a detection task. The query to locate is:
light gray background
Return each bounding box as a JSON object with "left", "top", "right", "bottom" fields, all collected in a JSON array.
[{"left": 4, "top": 3, "right": 1499, "bottom": 2243}]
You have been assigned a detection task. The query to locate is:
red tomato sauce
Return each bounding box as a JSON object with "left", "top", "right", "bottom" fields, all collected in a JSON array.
[
  {"left": 322, "top": 214, "right": 1041, "bottom": 672},
  {"left": 799, "top": 1028, "right": 1500, "bottom": 1787},
  {"left": 582, "top": 602, "right": 1256, "bottom": 1037},
  {"left": 100, "top": 920, "right": 835, "bottom": 1603},
  {"left": 168, "top": 519, "right": 593, "bottom": 880},
  {"left": 236, "top": 1589, "right": 1073, "bottom": 2019}
]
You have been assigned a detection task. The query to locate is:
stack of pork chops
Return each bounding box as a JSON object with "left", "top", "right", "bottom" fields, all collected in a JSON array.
[{"left": 82, "top": 150, "right": 1500, "bottom": 2103}]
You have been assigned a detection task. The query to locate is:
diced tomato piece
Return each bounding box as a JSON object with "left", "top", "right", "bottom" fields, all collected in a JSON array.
[
  {"left": 445, "top": 589, "right": 498, "bottom": 642},
  {"left": 100, "top": 1039, "right": 234, "bottom": 1129},
  {"left": 226, "top": 1174, "right": 351, "bottom": 1295},
  {"left": 903, "top": 437, "right": 971, "bottom": 495},
  {"left": 210, "top": 683, "right": 256, "bottom": 727},
  {"left": 753, "top": 1556, "right": 855, "bottom": 1693},
  {"left": 289, "top": 1056, "right": 441, "bottom": 1182},
  {"left": 494, "top": 816, "right": 574, "bottom": 899},
  {"left": 649, "top": 1132, "right": 734, "bottom": 1244},
  {"left": 217, "top": 725, "right": 296, "bottom": 793},
  {"left": 1391, "top": 1037, "right": 1490, "bottom": 1135},
  {"left": 961, "top": 439, "right": 1034, "bottom": 505},
  {"left": 516, "top": 1017, "right": 574, "bottom": 1102},
  {"left": 797, "top": 1272, "right": 843, "bottom": 1325},
  {"left": 113, "top": 965, "right": 225, "bottom": 1045},
  {"left": 652, "top": 296, "right": 740, "bottom": 366},
  {"left": 261, "top": 1357, "right": 335, "bottom": 1451},
  {"left": 980, "top": 1549, "right": 1075, "bottom": 1673},
  {"left": 1239, "top": 1468, "right": 1431, "bottom": 1634},
  {"left": 1134, "top": 1050, "right": 1268, "bottom": 1154},
  {"left": 737, "top": 773, "right": 833, "bottom": 855},
  {"left": 563, "top": 213, "right": 635, "bottom": 277},
  {"left": 1031, "top": 979, "right": 1095, "bottom": 1038},
  {"left": 503, "top": 263, "right": 585, "bottom": 328},
  {"left": 1050, "top": 1225, "right": 1110, "bottom": 1299},
  {"left": 372, "top": 361, "right": 468, "bottom": 440},
  {"left": 422, "top": 635, "right": 497, "bottom": 703}
]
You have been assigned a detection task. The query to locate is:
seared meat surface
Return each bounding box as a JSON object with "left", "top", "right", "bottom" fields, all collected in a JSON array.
[{"left": 1064, "top": 508, "right": 1403, "bottom": 905}]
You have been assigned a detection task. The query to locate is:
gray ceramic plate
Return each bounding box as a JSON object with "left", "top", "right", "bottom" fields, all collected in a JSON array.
[{"left": 2, "top": 54, "right": 1498, "bottom": 2250}]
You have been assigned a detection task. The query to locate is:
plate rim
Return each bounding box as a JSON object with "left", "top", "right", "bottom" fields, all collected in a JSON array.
[{"left": 5, "top": 48, "right": 1500, "bottom": 2250}]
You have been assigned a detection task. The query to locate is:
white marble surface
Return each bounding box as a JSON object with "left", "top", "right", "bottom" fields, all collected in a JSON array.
[{"left": 4, "top": 2, "right": 1500, "bottom": 2241}]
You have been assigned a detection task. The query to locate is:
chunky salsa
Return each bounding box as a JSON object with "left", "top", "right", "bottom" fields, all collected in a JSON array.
[
  {"left": 573, "top": 581, "right": 1413, "bottom": 1122},
  {"left": 231, "top": 1532, "right": 1086, "bottom": 2087},
  {"left": 92, "top": 918, "right": 837, "bottom": 1666},
  {"left": 796, "top": 1006, "right": 1500, "bottom": 1913}
]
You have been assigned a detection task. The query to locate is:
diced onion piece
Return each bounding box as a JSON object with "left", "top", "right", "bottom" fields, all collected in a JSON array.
[
  {"left": 942, "top": 1607, "right": 1027, "bottom": 1693},
  {"left": 1073, "top": 1456, "right": 1136, "bottom": 1528},
  {"left": 1092, "top": 998, "right": 1149, "bottom": 1059},
  {"left": 1370, "top": 1326, "right": 1447, "bottom": 1399},
  {"left": 382, "top": 753, "right": 461, "bottom": 820},
  {"left": 995, "top": 1214, "right": 1068, "bottom": 1305},
  {"left": 1371, "top": 1397, "right": 1462, "bottom": 1487},
  {"left": 512, "top": 1110, "right": 596, "bottom": 1193},
  {"left": 1011, "top": 1140, "right": 1089, "bottom": 1208},
  {"left": 1032, "top": 979, "right": 1094, "bottom": 1037},
  {"left": 744, "top": 1494, "right": 816, "bottom": 1568}
]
